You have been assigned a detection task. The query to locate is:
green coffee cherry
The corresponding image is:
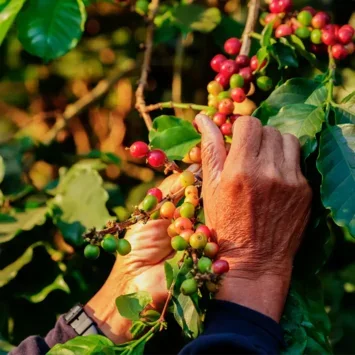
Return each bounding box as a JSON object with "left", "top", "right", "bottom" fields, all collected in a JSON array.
[
  {"left": 256, "top": 76, "right": 273, "bottom": 91},
  {"left": 142, "top": 195, "right": 158, "bottom": 212},
  {"left": 197, "top": 256, "right": 212, "bottom": 273},
  {"left": 84, "top": 244, "right": 100, "bottom": 260},
  {"left": 180, "top": 278, "right": 198, "bottom": 295},
  {"left": 101, "top": 236, "right": 118, "bottom": 253},
  {"left": 117, "top": 239, "right": 131, "bottom": 256},
  {"left": 171, "top": 235, "right": 189, "bottom": 251},
  {"left": 295, "top": 27, "right": 311, "bottom": 39},
  {"left": 230, "top": 74, "right": 244, "bottom": 89},
  {"left": 135, "top": 0, "right": 149, "bottom": 16},
  {"left": 180, "top": 202, "right": 195, "bottom": 219}
]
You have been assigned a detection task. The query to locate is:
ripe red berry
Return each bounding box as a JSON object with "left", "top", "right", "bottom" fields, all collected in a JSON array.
[
  {"left": 210, "top": 54, "right": 227, "bottom": 72},
  {"left": 302, "top": 6, "right": 316, "bottom": 16},
  {"left": 269, "top": 1, "right": 283, "bottom": 14},
  {"left": 250, "top": 55, "right": 267, "bottom": 71},
  {"left": 204, "top": 242, "right": 219, "bottom": 259},
  {"left": 212, "top": 259, "right": 230, "bottom": 274},
  {"left": 235, "top": 55, "right": 250, "bottom": 68},
  {"left": 278, "top": 0, "right": 292, "bottom": 12},
  {"left": 238, "top": 67, "right": 254, "bottom": 83},
  {"left": 147, "top": 187, "right": 163, "bottom": 202},
  {"left": 147, "top": 149, "right": 166, "bottom": 167},
  {"left": 213, "top": 112, "right": 227, "bottom": 127},
  {"left": 265, "top": 13, "right": 282, "bottom": 29},
  {"left": 196, "top": 225, "right": 213, "bottom": 239},
  {"left": 231, "top": 87, "right": 246, "bottom": 103},
  {"left": 311, "top": 11, "right": 330, "bottom": 29},
  {"left": 215, "top": 73, "right": 230, "bottom": 88},
  {"left": 220, "top": 122, "right": 233, "bottom": 136},
  {"left": 229, "top": 114, "right": 241, "bottom": 125},
  {"left": 322, "top": 28, "right": 337, "bottom": 46},
  {"left": 224, "top": 37, "right": 242, "bottom": 56},
  {"left": 332, "top": 44, "right": 348, "bottom": 60},
  {"left": 218, "top": 98, "right": 234, "bottom": 115},
  {"left": 337, "top": 25, "right": 354, "bottom": 44},
  {"left": 310, "top": 43, "right": 327, "bottom": 55},
  {"left": 130, "top": 141, "right": 149, "bottom": 158},
  {"left": 220, "top": 60, "right": 239, "bottom": 77},
  {"left": 275, "top": 24, "right": 293, "bottom": 38}
]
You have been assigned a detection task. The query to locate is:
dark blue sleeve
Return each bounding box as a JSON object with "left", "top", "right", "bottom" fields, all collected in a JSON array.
[{"left": 179, "top": 300, "right": 284, "bottom": 354}]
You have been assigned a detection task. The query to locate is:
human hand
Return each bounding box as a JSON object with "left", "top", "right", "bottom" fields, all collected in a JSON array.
[{"left": 195, "top": 114, "right": 312, "bottom": 321}]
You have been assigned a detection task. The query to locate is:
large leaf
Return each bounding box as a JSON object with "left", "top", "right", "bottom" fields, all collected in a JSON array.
[
  {"left": 317, "top": 124, "right": 355, "bottom": 237},
  {"left": 116, "top": 291, "right": 152, "bottom": 321},
  {"left": 52, "top": 165, "right": 111, "bottom": 245},
  {"left": 149, "top": 115, "right": 191, "bottom": 141},
  {"left": 0, "top": 206, "right": 47, "bottom": 244},
  {"left": 0, "top": 0, "right": 27, "bottom": 45},
  {"left": 270, "top": 42, "right": 298, "bottom": 69},
  {"left": 305, "top": 85, "right": 327, "bottom": 107},
  {"left": 48, "top": 335, "right": 114, "bottom": 355},
  {"left": 17, "top": 0, "right": 86, "bottom": 61},
  {"left": 334, "top": 104, "right": 355, "bottom": 124}
]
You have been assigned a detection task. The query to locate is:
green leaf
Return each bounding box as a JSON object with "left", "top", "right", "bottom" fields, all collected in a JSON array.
[
  {"left": 0, "top": 337, "right": 15, "bottom": 353},
  {"left": 47, "top": 334, "right": 115, "bottom": 355},
  {"left": 149, "top": 115, "right": 191, "bottom": 141},
  {"left": 164, "top": 261, "right": 174, "bottom": 289},
  {"left": 150, "top": 125, "right": 201, "bottom": 160},
  {"left": 172, "top": 4, "right": 221, "bottom": 34},
  {"left": 334, "top": 104, "right": 355, "bottom": 124},
  {"left": 79, "top": 150, "right": 121, "bottom": 166},
  {"left": 268, "top": 104, "right": 324, "bottom": 140},
  {"left": 317, "top": 124, "right": 355, "bottom": 237},
  {"left": 17, "top": 0, "right": 87, "bottom": 61},
  {"left": 0, "top": 206, "right": 47, "bottom": 244},
  {"left": 255, "top": 47, "right": 269, "bottom": 71},
  {"left": 271, "top": 42, "right": 298, "bottom": 69},
  {"left": 305, "top": 86, "right": 327, "bottom": 107},
  {"left": 20, "top": 274, "right": 70, "bottom": 303},
  {"left": 115, "top": 291, "right": 152, "bottom": 321},
  {"left": 0, "top": 0, "right": 27, "bottom": 45},
  {"left": 341, "top": 91, "right": 355, "bottom": 104},
  {"left": 261, "top": 22, "right": 273, "bottom": 47}
]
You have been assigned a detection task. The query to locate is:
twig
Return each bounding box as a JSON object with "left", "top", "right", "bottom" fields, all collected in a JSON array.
[
  {"left": 172, "top": 36, "right": 184, "bottom": 117},
  {"left": 144, "top": 101, "right": 210, "bottom": 113},
  {"left": 240, "top": 0, "right": 260, "bottom": 56},
  {"left": 43, "top": 60, "right": 135, "bottom": 144},
  {"left": 135, "top": 0, "right": 160, "bottom": 131}
]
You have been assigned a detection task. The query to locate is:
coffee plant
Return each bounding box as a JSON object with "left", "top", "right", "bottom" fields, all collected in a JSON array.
[{"left": 0, "top": 0, "right": 354, "bottom": 354}]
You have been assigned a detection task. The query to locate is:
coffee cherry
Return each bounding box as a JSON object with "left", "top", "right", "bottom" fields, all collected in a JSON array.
[
  {"left": 311, "top": 11, "right": 330, "bottom": 29},
  {"left": 322, "top": 28, "right": 337, "bottom": 46},
  {"left": 256, "top": 76, "right": 273, "bottom": 91},
  {"left": 212, "top": 259, "right": 230, "bottom": 274},
  {"left": 198, "top": 256, "right": 212, "bottom": 273},
  {"left": 230, "top": 74, "right": 245, "bottom": 89},
  {"left": 185, "top": 194, "right": 199, "bottom": 207},
  {"left": 297, "top": 10, "right": 313, "bottom": 26},
  {"left": 207, "top": 80, "right": 224, "bottom": 95},
  {"left": 142, "top": 194, "right": 158, "bottom": 212},
  {"left": 231, "top": 88, "right": 246, "bottom": 103},
  {"left": 210, "top": 54, "right": 227, "bottom": 72},
  {"left": 220, "top": 122, "right": 233, "bottom": 136},
  {"left": 174, "top": 217, "right": 193, "bottom": 234},
  {"left": 337, "top": 25, "right": 354, "bottom": 44},
  {"left": 180, "top": 229, "right": 194, "bottom": 243},
  {"left": 190, "top": 232, "right": 208, "bottom": 249},
  {"left": 235, "top": 55, "right": 250, "bottom": 68},
  {"left": 229, "top": 114, "right": 241, "bottom": 125},
  {"left": 180, "top": 278, "right": 197, "bottom": 295},
  {"left": 218, "top": 98, "right": 234, "bottom": 115},
  {"left": 238, "top": 67, "right": 254, "bottom": 83},
  {"left": 265, "top": 13, "right": 282, "bottom": 29},
  {"left": 206, "top": 281, "right": 218, "bottom": 293},
  {"left": 302, "top": 6, "right": 316, "bottom": 16},
  {"left": 217, "top": 91, "right": 231, "bottom": 100},
  {"left": 101, "top": 236, "right": 118, "bottom": 253},
  {"left": 250, "top": 55, "right": 267, "bottom": 71},
  {"left": 147, "top": 187, "right": 163, "bottom": 202},
  {"left": 160, "top": 201, "right": 176, "bottom": 219},
  {"left": 208, "top": 97, "right": 219, "bottom": 109},
  {"left": 135, "top": 0, "right": 149, "bottom": 15},
  {"left": 310, "top": 43, "right": 327, "bottom": 55},
  {"left": 220, "top": 60, "right": 239, "bottom": 77},
  {"left": 275, "top": 24, "right": 293, "bottom": 38},
  {"left": 130, "top": 141, "right": 149, "bottom": 158},
  {"left": 295, "top": 27, "right": 311, "bottom": 39},
  {"left": 147, "top": 150, "right": 166, "bottom": 167},
  {"left": 196, "top": 225, "right": 212, "bottom": 239},
  {"left": 174, "top": 206, "right": 181, "bottom": 219},
  {"left": 204, "top": 242, "right": 219, "bottom": 258},
  {"left": 171, "top": 235, "right": 189, "bottom": 251},
  {"left": 180, "top": 202, "right": 195, "bottom": 219},
  {"left": 213, "top": 112, "right": 227, "bottom": 127},
  {"left": 269, "top": 0, "right": 283, "bottom": 14},
  {"left": 84, "top": 244, "right": 100, "bottom": 260},
  {"left": 332, "top": 44, "right": 348, "bottom": 60},
  {"left": 189, "top": 146, "right": 202, "bottom": 163},
  {"left": 345, "top": 42, "right": 355, "bottom": 55},
  {"left": 117, "top": 239, "right": 131, "bottom": 256},
  {"left": 185, "top": 185, "right": 198, "bottom": 197},
  {"left": 215, "top": 73, "right": 230, "bottom": 88},
  {"left": 278, "top": 0, "right": 292, "bottom": 12},
  {"left": 310, "top": 29, "right": 322, "bottom": 44},
  {"left": 150, "top": 210, "right": 160, "bottom": 220},
  {"left": 180, "top": 170, "right": 195, "bottom": 187},
  {"left": 167, "top": 223, "right": 178, "bottom": 237},
  {"left": 224, "top": 37, "right": 241, "bottom": 56}
]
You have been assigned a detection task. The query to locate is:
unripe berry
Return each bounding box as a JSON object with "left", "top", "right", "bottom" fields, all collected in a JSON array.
[
  {"left": 180, "top": 278, "right": 197, "bottom": 295},
  {"left": 160, "top": 201, "right": 176, "bottom": 219},
  {"left": 321, "top": 28, "right": 337, "bottom": 46},
  {"left": 275, "top": 24, "right": 293, "bottom": 38},
  {"left": 206, "top": 281, "right": 218, "bottom": 293},
  {"left": 210, "top": 54, "right": 227, "bottom": 72},
  {"left": 230, "top": 74, "right": 245, "bottom": 89},
  {"left": 220, "top": 60, "right": 239, "bottom": 77},
  {"left": 198, "top": 256, "right": 213, "bottom": 273},
  {"left": 217, "top": 91, "right": 231, "bottom": 100},
  {"left": 171, "top": 235, "right": 189, "bottom": 251},
  {"left": 84, "top": 244, "right": 100, "bottom": 260},
  {"left": 220, "top": 122, "right": 233, "bottom": 136},
  {"left": 212, "top": 259, "right": 230, "bottom": 274},
  {"left": 174, "top": 217, "right": 193, "bottom": 234},
  {"left": 117, "top": 239, "right": 131, "bottom": 256},
  {"left": 185, "top": 185, "right": 198, "bottom": 197},
  {"left": 231, "top": 88, "right": 246, "bottom": 103},
  {"left": 218, "top": 98, "right": 234, "bottom": 115},
  {"left": 208, "top": 97, "right": 219, "bottom": 109},
  {"left": 238, "top": 67, "right": 254, "bottom": 83},
  {"left": 332, "top": 44, "right": 348, "bottom": 60},
  {"left": 180, "top": 170, "right": 195, "bottom": 187},
  {"left": 207, "top": 80, "right": 223, "bottom": 95},
  {"left": 265, "top": 13, "right": 282, "bottom": 29},
  {"left": 142, "top": 194, "right": 158, "bottom": 212},
  {"left": 311, "top": 12, "right": 330, "bottom": 29},
  {"left": 189, "top": 146, "right": 202, "bottom": 163},
  {"left": 150, "top": 210, "right": 160, "bottom": 220},
  {"left": 337, "top": 25, "right": 354, "bottom": 45},
  {"left": 147, "top": 150, "right": 166, "bottom": 167},
  {"left": 196, "top": 225, "right": 212, "bottom": 239},
  {"left": 310, "top": 29, "right": 322, "bottom": 44},
  {"left": 224, "top": 37, "right": 242, "bottom": 56},
  {"left": 185, "top": 194, "right": 199, "bottom": 207},
  {"left": 302, "top": 6, "right": 316, "bottom": 16},
  {"left": 180, "top": 229, "right": 194, "bottom": 243},
  {"left": 167, "top": 223, "right": 178, "bottom": 237},
  {"left": 180, "top": 202, "right": 195, "bottom": 219},
  {"left": 215, "top": 73, "right": 230, "bottom": 88},
  {"left": 235, "top": 55, "right": 250, "bottom": 68},
  {"left": 297, "top": 10, "right": 313, "bottom": 26},
  {"left": 213, "top": 112, "right": 227, "bottom": 127},
  {"left": 147, "top": 187, "right": 163, "bottom": 202},
  {"left": 256, "top": 76, "right": 273, "bottom": 91},
  {"left": 295, "top": 27, "right": 311, "bottom": 39},
  {"left": 204, "top": 242, "right": 219, "bottom": 258},
  {"left": 130, "top": 141, "right": 149, "bottom": 158},
  {"left": 101, "top": 236, "right": 118, "bottom": 253},
  {"left": 229, "top": 114, "right": 241, "bottom": 125},
  {"left": 190, "top": 232, "right": 208, "bottom": 249}
]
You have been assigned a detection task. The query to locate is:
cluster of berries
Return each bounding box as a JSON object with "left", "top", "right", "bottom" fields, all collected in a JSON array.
[
  {"left": 261, "top": 1, "right": 354, "bottom": 59},
  {"left": 129, "top": 141, "right": 167, "bottom": 168}
]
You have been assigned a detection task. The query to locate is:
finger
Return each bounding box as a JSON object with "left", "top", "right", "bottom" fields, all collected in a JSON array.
[
  {"left": 282, "top": 133, "right": 301, "bottom": 178},
  {"left": 259, "top": 126, "right": 284, "bottom": 166},
  {"left": 195, "top": 114, "right": 226, "bottom": 189}
]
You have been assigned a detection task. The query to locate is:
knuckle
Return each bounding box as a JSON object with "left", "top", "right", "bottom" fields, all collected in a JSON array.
[
  {"left": 283, "top": 133, "right": 300, "bottom": 147},
  {"left": 236, "top": 116, "right": 262, "bottom": 129}
]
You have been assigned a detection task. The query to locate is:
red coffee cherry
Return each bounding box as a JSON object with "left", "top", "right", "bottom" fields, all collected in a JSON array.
[
  {"left": 147, "top": 149, "right": 166, "bottom": 167},
  {"left": 220, "top": 122, "right": 233, "bottom": 136},
  {"left": 147, "top": 187, "right": 163, "bottom": 202},
  {"left": 311, "top": 11, "right": 330, "bottom": 29},
  {"left": 224, "top": 37, "right": 242, "bottom": 56},
  {"left": 231, "top": 87, "right": 246, "bottom": 103},
  {"left": 213, "top": 112, "right": 227, "bottom": 127},
  {"left": 322, "top": 28, "right": 337, "bottom": 46},
  {"left": 204, "top": 242, "right": 219, "bottom": 259},
  {"left": 210, "top": 54, "right": 227, "bottom": 72},
  {"left": 215, "top": 73, "right": 230, "bottom": 88},
  {"left": 332, "top": 44, "right": 348, "bottom": 60},
  {"left": 130, "top": 141, "right": 149, "bottom": 158},
  {"left": 310, "top": 43, "right": 327, "bottom": 55},
  {"left": 302, "top": 6, "right": 316, "bottom": 16},
  {"left": 196, "top": 225, "right": 213, "bottom": 239},
  {"left": 212, "top": 259, "right": 230, "bottom": 274},
  {"left": 278, "top": 0, "right": 292, "bottom": 12},
  {"left": 269, "top": 0, "right": 283, "bottom": 14},
  {"left": 250, "top": 55, "right": 267, "bottom": 71},
  {"left": 275, "top": 24, "right": 293, "bottom": 38},
  {"left": 220, "top": 60, "right": 239, "bottom": 77},
  {"left": 238, "top": 67, "right": 254, "bottom": 83},
  {"left": 229, "top": 114, "right": 241, "bottom": 125},
  {"left": 218, "top": 98, "right": 234, "bottom": 115},
  {"left": 265, "top": 13, "right": 282, "bottom": 29},
  {"left": 337, "top": 25, "right": 354, "bottom": 44},
  {"left": 235, "top": 55, "right": 250, "bottom": 68}
]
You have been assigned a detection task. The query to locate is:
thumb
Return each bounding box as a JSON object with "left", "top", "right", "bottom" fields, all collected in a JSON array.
[{"left": 195, "top": 114, "right": 226, "bottom": 189}]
